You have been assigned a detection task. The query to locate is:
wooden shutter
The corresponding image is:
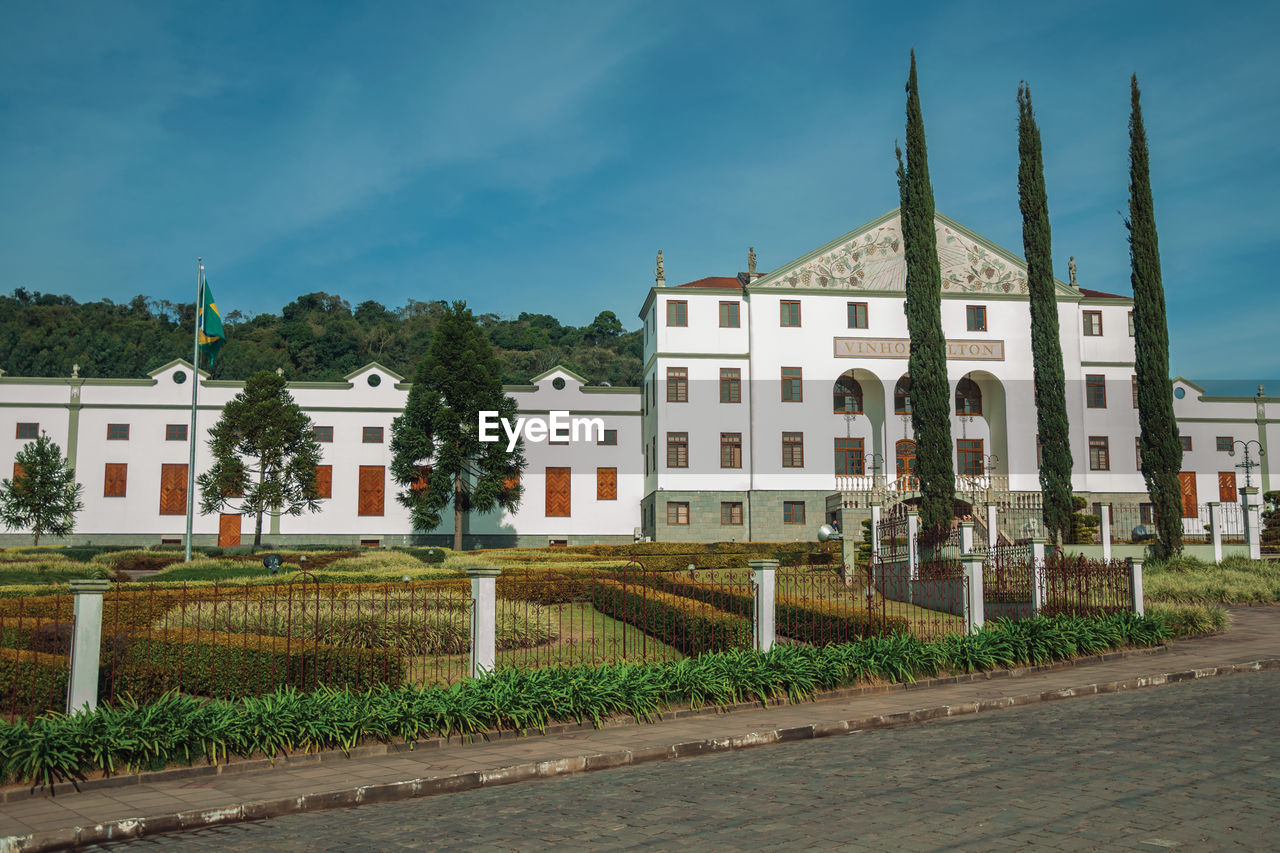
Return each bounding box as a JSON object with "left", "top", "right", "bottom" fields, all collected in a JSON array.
[
  {"left": 545, "top": 467, "right": 571, "bottom": 517},
  {"left": 104, "top": 463, "right": 127, "bottom": 497},
  {"left": 11, "top": 463, "right": 24, "bottom": 482},
  {"left": 596, "top": 467, "right": 617, "bottom": 501},
  {"left": 411, "top": 465, "right": 431, "bottom": 494},
  {"left": 218, "top": 513, "right": 241, "bottom": 547},
  {"left": 314, "top": 465, "right": 332, "bottom": 499},
  {"left": 1178, "top": 471, "right": 1198, "bottom": 518},
  {"left": 1218, "top": 472, "right": 1237, "bottom": 504},
  {"left": 159, "top": 463, "right": 188, "bottom": 515},
  {"left": 358, "top": 466, "right": 385, "bottom": 516}
]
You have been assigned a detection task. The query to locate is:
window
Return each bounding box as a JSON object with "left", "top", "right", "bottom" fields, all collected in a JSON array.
[
  {"left": 835, "top": 438, "right": 864, "bottom": 475},
  {"left": 1083, "top": 311, "right": 1103, "bottom": 336},
  {"left": 1136, "top": 437, "right": 1143, "bottom": 470},
  {"left": 599, "top": 429, "right": 618, "bottom": 446},
  {"left": 1128, "top": 311, "right": 1135, "bottom": 336},
  {"left": 314, "top": 425, "right": 334, "bottom": 442},
  {"left": 314, "top": 465, "right": 333, "bottom": 499},
  {"left": 159, "top": 463, "right": 188, "bottom": 515},
  {"left": 106, "top": 423, "right": 130, "bottom": 441},
  {"left": 104, "top": 463, "right": 127, "bottom": 498},
  {"left": 15, "top": 423, "right": 37, "bottom": 439},
  {"left": 1089, "top": 437, "right": 1110, "bottom": 471},
  {"left": 782, "top": 432, "right": 804, "bottom": 468},
  {"left": 847, "top": 302, "right": 868, "bottom": 329},
  {"left": 1086, "top": 375, "right": 1107, "bottom": 408},
  {"left": 783, "top": 501, "right": 806, "bottom": 525},
  {"left": 966, "top": 305, "right": 987, "bottom": 332},
  {"left": 1140, "top": 503, "right": 1155, "bottom": 525},
  {"left": 666, "top": 300, "right": 687, "bottom": 327},
  {"left": 833, "top": 373, "right": 862, "bottom": 414},
  {"left": 720, "top": 368, "right": 741, "bottom": 403},
  {"left": 719, "top": 301, "right": 740, "bottom": 328},
  {"left": 1132, "top": 376, "right": 1138, "bottom": 409},
  {"left": 667, "top": 502, "right": 690, "bottom": 525},
  {"left": 667, "top": 367, "right": 688, "bottom": 402},
  {"left": 545, "top": 467, "right": 571, "bottom": 517},
  {"left": 357, "top": 466, "right": 385, "bottom": 516},
  {"left": 720, "top": 433, "right": 742, "bottom": 469},
  {"left": 596, "top": 467, "right": 617, "bottom": 501},
  {"left": 894, "top": 376, "right": 912, "bottom": 415},
  {"left": 1216, "top": 436, "right": 1234, "bottom": 452},
  {"left": 781, "top": 367, "right": 803, "bottom": 402},
  {"left": 779, "top": 300, "right": 801, "bottom": 327},
  {"left": 721, "top": 502, "right": 743, "bottom": 525},
  {"left": 1180, "top": 435, "right": 1192, "bottom": 452},
  {"left": 1218, "top": 471, "right": 1237, "bottom": 503},
  {"left": 166, "top": 424, "right": 188, "bottom": 441},
  {"left": 411, "top": 465, "right": 431, "bottom": 494},
  {"left": 1036, "top": 435, "right": 1043, "bottom": 469},
  {"left": 955, "top": 377, "right": 982, "bottom": 415},
  {"left": 957, "top": 439, "right": 984, "bottom": 477},
  {"left": 362, "top": 427, "right": 384, "bottom": 444},
  {"left": 667, "top": 432, "right": 688, "bottom": 468}
]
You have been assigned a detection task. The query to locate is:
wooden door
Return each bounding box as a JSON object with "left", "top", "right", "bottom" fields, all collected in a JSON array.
[
  {"left": 1218, "top": 471, "right": 1237, "bottom": 503},
  {"left": 159, "top": 463, "right": 188, "bottom": 515},
  {"left": 545, "top": 467, "right": 571, "bottom": 517},
  {"left": 358, "top": 465, "right": 385, "bottom": 516},
  {"left": 895, "top": 440, "right": 917, "bottom": 477},
  {"left": 596, "top": 467, "right": 617, "bottom": 501},
  {"left": 218, "top": 514, "right": 241, "bottom": 547},
  {"left": 1178, "top": 471, "right": 1198, "bottom": 518}
]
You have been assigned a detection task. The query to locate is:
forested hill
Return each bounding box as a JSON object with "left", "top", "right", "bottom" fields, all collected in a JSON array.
[{"left": 0, "top": 289, "right": 643, "bottom": 387}]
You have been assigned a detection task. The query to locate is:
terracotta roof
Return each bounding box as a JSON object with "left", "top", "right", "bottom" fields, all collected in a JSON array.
[
  {"left": 675, "top": 276, "right": 741, "bottom": 289},
  {"left": 1078, "top": 287, "right": 1130, "bottom": 300}
]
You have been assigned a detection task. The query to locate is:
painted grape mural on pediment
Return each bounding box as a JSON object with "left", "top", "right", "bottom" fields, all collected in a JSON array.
[{"left": 771, "top": 216, "right": 1029, "bottom": 295}]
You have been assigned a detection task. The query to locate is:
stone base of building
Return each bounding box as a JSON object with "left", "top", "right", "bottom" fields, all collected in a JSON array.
[
  {"left": 0, "top": 533, "right": 638, "bottom": 550},
  {"left": 641, "top": 489, "right": 835, "bottom": 543}
]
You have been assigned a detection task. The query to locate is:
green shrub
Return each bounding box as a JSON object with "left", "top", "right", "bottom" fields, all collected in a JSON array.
[
  {"left": 1147, "top": 603, "right": 1230, "bottom": 637},
  {"left": 590, "top": 579, "right": 750, "bottom": 655},
  {"left": 395, "top": 547, "right": 447, "bottom": 564},
  {"left": 0, "top": 647, "right": 68, "bottom": 716}
]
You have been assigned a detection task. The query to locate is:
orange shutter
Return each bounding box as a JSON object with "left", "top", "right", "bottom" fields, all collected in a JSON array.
[
  {"left": 411, "top": 465, "right": 431, "bottom": 494},
  {"left": 1178, "top": 471, "right": 1198, "bottom": 518},
  {"left": 545, "top": 467, "right": 571, "bottom": 517},
  {"left": 159, "top": 463, "right": 188, "bottom": 515},
  {"left": 596, "top": 467, "right": 617, "bottom": 501},
  {"left": 1218, "top": 472, "right": 1237, "bottom": 504},
  {"left": 12, "top": 462, "right": 25, "bottom": 482},
  {"left": 104, "top": 463, "right": 128, "bottom": 497},
  {"left": 315, "top": 465, "right": 333, "bottom": 499},
  {"left": 218, "top": 513, "right": 241, "bottom": 547},
  {"left": 358, "top": 466, "right": 385, "bottom": 516}
]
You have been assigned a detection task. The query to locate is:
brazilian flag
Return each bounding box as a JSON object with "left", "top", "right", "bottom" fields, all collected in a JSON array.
[{"left": 198, "top": 280, "right": 225, "bottom": 365}]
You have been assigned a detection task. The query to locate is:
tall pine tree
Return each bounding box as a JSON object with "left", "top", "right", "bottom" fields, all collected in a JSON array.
[
  {"left": 1017, "top": 83, "right": 1073, "bottom": 543},
  {"left": 895, "top": 51, "right": 955, "bottom": 532},
  {"left": 1128, "top": 74, "right": 1182, "bottom": 558}
]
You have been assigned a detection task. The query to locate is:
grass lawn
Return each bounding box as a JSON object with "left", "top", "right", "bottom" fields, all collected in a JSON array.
[{"left": 1143, "top": 555, "right": 1280, "bottom": 604}]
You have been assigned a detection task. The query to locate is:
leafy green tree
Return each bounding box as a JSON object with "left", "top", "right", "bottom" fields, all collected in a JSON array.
[
  {"left": 197, "top": 371, "right": 323, "bottom": 546},
  {"left": 0, "top": 434, "right": 84, "bottom": 545},
  {"left": 1017, "top": 83, "right": 1073, "bottom": 544},
  {"left": 391, "top": 302, "right": 524, "bottom": 550},
  {"left": 1127, "top": 75, "right": 1182, "bottom": 559},
  {"left": 895, "top": 51, "right": 955, "bottom": 533}
]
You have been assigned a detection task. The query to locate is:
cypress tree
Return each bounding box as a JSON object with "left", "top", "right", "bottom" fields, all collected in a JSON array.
[
  {"left": 1128, "top": 74, "right": 1182, "bottom": 558},
  {"left": 1017, "top": 84, "right": 1073, "bottom": 543},
  {"left": 895, "top": 51, "right": 955, "bottom": 532}
]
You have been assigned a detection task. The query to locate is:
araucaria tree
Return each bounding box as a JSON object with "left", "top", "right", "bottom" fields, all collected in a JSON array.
[
  {"left": 1128, "top": 75, "right": 1182, "bottom": 558},
  {"left": 895, "top": 51, "right": 955, "bottom": 532},
  {"left": 197, "top": 371, "right": 323, "bottom": 546},
  {"left": 391, "top": 302, "right": 524, "bottom": 550},
  {"left": 0, "top": 434, "right": 84, "bottom": 545},
  {"left": 1017, "top": 83, "right": 1073, "bottom": 544}
]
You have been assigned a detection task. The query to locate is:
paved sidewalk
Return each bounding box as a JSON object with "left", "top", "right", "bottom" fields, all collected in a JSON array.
[{"left": 2, "top": 606, "right": 1277, "bottom": 853}]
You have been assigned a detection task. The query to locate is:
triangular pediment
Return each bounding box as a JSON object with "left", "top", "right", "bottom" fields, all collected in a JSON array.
[{"left": 752, "top": 209, "right": 1075, "bottom": 297}]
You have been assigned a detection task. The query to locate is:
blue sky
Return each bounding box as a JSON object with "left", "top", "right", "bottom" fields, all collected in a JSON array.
[{"left": 1, "top": 1, "right": 1277, "bottom": 379}]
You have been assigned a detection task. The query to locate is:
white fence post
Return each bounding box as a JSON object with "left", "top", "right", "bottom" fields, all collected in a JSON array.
[
  {"left": 68, "top": 578, "right": 111, "bottom": 713},
  {"left": 870, "top": 503, "right": 882, "bottom": 559},
  {"left": 468, "top": 566, "right": 500, "bottom": 678},
  {"left": 1209, "top": 501, "right": 1224, "bottom": 563},
  {"left": 750, "top": 559, "right": 777, "bottom": 652},
  {"left": 959, "top": 520, "right": 975, "bottom": 554},
  {"left": 1100, "top": 504, "right": 1112, "bottom": 562},
  {"left": 962, "top": 551, "right": 985, "bottom": 634},
  {"left": 986, "top": 503, "right": 998, "bottom": 550},
  {"left": 906, "top": 510, "right": 920, "bottom": 581},
  {"left": 1127, "top": 556, "right": 1145, "bottom": 616},
  {"left": 1241, "top": 487, "right": 1262, "bottom": 561},
  {"left": 1030, "top": 538, "right": 1047, "bottom": 615}
]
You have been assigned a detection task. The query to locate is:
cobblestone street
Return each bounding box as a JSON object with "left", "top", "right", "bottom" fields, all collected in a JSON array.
[{"left": 89, "top": 669, "right": 1280, "bottom": 852}]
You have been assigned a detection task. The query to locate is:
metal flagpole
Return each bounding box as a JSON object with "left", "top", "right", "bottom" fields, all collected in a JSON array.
[{"left": 184, "top": 259, "right": 204, "bottom": 562}]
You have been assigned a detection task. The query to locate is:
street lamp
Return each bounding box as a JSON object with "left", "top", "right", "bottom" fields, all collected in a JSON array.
[{"left": 1228, "top": 439, "right": 1266, "bottom": 491}]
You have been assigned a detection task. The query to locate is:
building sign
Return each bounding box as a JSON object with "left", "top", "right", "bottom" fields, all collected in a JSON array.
[{"left": 833, "top": 337, "right": 1005, "bottom": 361}]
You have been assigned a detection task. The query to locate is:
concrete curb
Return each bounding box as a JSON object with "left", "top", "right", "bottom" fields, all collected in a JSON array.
[{"left": 3, "top": 657, "right": 1275, "bottom": 853}]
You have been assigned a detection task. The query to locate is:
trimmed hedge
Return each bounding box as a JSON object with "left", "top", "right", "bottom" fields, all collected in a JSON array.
[
  {"left": 590, "top": 579, "right": 751, "bottom": 655},
  {"left": 0, "top": 647, "right": 67, "bottom": 716},
  {"left": 115, "top": 629, "right": 405, "bottom": 699}
]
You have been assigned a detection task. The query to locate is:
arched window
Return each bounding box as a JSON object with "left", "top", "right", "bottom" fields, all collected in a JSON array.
[
  {"left": 832, "top": 372, "right": 863, "bottom": 414},
  {"left": 894, "top": 376, "right": 912, "bottom": 415},
  {"left": 955, "top": 377, "right": 982, "bottom": 416}
]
